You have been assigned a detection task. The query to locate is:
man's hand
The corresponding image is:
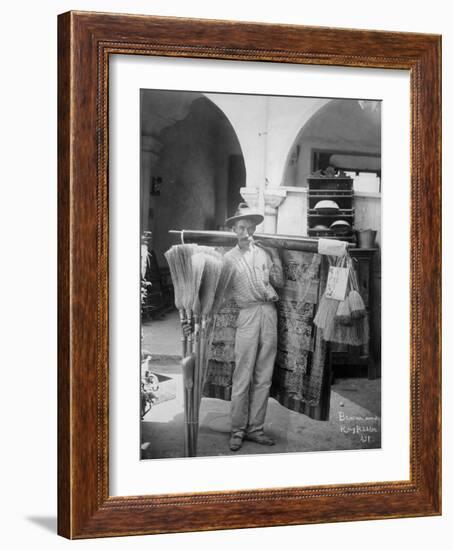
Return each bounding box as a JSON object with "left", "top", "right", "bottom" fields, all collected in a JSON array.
[{"left": 182, "top": 320, "right": 193, "bottom": 338}]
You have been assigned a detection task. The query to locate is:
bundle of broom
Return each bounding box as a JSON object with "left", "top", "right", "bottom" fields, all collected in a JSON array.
[
  {"left": 164, "top": 243, "right": 205, "bottom": 457},
  {"left": 191, "top": 250, "right": 235, "bottom": 455},
  {"left": 164, "top": 244, "right": 199, "bottom": 358},
  {"left": 164, "top": 243, "right": 235, "bottom": 456},
  {"left": 322, "top": 256, "right": 369, "bottom": 346}
]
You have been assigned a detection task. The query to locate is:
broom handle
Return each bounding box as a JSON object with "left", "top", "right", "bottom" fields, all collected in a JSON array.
[
  {"left": 193, "top": 319, "right": 204, "bottom": 455},
  {"left": 189, "top": 370, "right": 196, "bottom": 457},
  {"left": 194, "top": 316, "right": 215, "bottom": 452},
  {"left": 201, "top": 317, "right": 215, "bottom": 402},
  {"left": 179, "top": 309, "right": 187, "bottom": 358},
  {"left": 181, "top": 360, "right": 191, "bottom": 457},
  {"left": 193, "top": 317, "right": 201, "bottom": 447},
  {"left": 183, "top": 386, "right": 190, "bottom": 457},
  {"left": 193, "top": 316, "right": 209, "bottom": 454},
  {"left": 185, "top": 309, "right": 193, "bottom": 354},
  {"left": 182, "top": 354, "right": 197, "bottom": 457}
]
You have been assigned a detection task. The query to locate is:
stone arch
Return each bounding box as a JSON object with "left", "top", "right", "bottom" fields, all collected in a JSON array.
[
  {"left": 281, "top": 98, "right": 381, "bottom": 187},
  {"left": 140, "top": 90, "right": 246, "bottom": 265}
]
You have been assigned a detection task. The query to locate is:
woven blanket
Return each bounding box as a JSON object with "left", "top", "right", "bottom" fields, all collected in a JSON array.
[{"left": 204, "top": 250, "right": 330, "bottom": 420}]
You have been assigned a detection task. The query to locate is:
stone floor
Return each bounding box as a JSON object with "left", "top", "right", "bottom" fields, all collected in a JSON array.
[{"left": 141, "top": 312, "right": 381, "bottom": 460}]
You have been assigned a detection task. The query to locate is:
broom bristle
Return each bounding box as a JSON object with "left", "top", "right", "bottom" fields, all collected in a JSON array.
[
  {"left": 199, "top": 256, "right": 223, "bottom": 316},
  {"left": 194, "top": 247, "right": 223, "bottom": 314},
  {"left": 179, "top": 245, "right": 197, "bottom": 311},
  {"left": 348, "top": 290, "right": 366, "bottom": 319},
  {"left": 212, "top": 258, "right": 235, "bottom": 314},
  {"left": 164, "top": 244, "right": 198, "bottom": 311},
  {"left": 191, "top": 252, "right": 207, "bottom": 314},
  {"left": 164, "top": 246, "right": 183, "bottom": 310}
]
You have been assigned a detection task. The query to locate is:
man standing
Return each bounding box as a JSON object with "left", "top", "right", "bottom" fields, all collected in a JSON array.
[{"left": 224, "top": 203, "right": 284, "bottom": 451}]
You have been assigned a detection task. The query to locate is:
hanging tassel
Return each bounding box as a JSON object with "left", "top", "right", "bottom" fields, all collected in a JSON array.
[
  {"left": 348, "top": 289, "right": 366, "bottom": 320},
  {"left": 335, "top": 297, "right": 352, "bottom": 326},
  {"left": 347, "top": 257, "right": 367, "bottom": 320},
  {"left": 324, "top": 313, "right": 370, "bottom": 346}
]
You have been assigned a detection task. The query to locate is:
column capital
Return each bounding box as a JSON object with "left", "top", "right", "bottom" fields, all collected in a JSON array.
[
  {"left": 263, "top": 188, "right": 287, "bottom": 233},
  {"left": 239, "top": 187, "right": 260, "bottom": 209},
  {"left": 263, "top": 188, "right": 287, "bottom": 210}
]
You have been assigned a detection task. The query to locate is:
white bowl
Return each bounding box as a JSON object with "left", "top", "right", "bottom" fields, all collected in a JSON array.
[{"left": 314, "top": 200, "right": 340, "bottom": 214}]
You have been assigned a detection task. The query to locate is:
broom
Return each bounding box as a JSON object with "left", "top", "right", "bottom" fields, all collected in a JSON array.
[
  {"left": 164, "top": 244, "right": 198, "bottom": 357},
  {"left": 313, "top": 256, "right": 343, "bottom": 330},
  {"left": 191, "top": 250, "right": 211, "bottom": 413},
  {"left": 178, "top": 244, "right": 198, "bottom": 354},
  {"left": 211, "top": 257, "right": 235, "bottom": 315},
  {"left": 199, "top": 256, "right": 236, "bottom": 414},
  {"left": 165, "top": 244, "right": 200, "bottom": 457},
  {"left": 190, "top": 252, "right": 207, "bottom": 356},
  {"left": 198, "top": 257, "right": 235, "bottom": 410},
  {"left": 192, "top": 253, "right": 223, "bottom": 452},
  {"left": 164, "top": 245, "right": 187, "bottom": 356}
]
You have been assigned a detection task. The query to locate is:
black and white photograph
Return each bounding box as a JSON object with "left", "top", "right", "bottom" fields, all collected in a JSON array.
[
  {"left": 139, "top": 90, "right": 382, "bottom": 459},
  {"left": 2, "top": 0, "right": 447, "bottom": 546}
]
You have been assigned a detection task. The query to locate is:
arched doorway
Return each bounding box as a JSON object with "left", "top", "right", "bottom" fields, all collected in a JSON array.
[
  {"left": 140, "top": 90, "right": 246, "bottom": 267},
  {"left": 282, "top": 98, "right": 381, "bottom": 187}
]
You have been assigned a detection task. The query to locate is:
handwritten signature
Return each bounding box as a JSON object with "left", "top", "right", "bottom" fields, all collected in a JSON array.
[{"left": 338, "top": 412, "right": 380, "bottom": 445}]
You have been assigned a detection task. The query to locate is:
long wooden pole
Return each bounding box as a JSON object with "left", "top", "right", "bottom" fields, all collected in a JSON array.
[{"left": 169, "top": 229, "right": 355, "bottom": 252}]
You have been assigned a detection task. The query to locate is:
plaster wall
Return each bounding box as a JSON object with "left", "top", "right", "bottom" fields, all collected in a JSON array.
[{"left": 277, "top": 187, "right": 308, "bottom": 235}]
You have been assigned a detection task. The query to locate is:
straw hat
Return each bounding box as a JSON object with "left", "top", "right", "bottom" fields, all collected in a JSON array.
[{"left": 225, "top": 203, "right": 264, "bottom": 227}]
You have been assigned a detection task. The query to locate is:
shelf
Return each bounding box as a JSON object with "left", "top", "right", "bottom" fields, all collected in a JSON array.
[
  {"left": 308, "top": 212, "right": 355, "bottom": 218},
  {"left": 309, "top": 191, "right": 354, "bottom": 197}
]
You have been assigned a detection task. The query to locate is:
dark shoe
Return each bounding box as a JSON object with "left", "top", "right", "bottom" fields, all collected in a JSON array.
[
  {"left": 229, "top": 434, "right": 243, "bottom": 451},
  {"left": 244, "top": 432, "right": 275, "bottom": 446}
]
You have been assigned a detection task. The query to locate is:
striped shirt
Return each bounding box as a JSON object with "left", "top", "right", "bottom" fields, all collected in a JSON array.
[{"left": 225, "top": 243, "right": 283, "bottom": 309}]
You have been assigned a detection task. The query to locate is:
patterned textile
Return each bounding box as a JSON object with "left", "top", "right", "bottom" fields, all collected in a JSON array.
[{"left": 204, "top": 250, "right": 331, "bottom": 420}]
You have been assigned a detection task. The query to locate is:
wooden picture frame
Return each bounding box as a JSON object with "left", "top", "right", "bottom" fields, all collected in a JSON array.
[{"left": 58, "top": 10, "right": 441, "bottom": 539}]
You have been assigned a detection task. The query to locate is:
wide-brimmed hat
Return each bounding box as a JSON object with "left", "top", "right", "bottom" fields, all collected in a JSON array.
[{"left": 225, "top": 203, "right": 264, "bottom": 227}]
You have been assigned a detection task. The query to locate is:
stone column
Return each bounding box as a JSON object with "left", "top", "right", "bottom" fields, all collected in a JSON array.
[{"left": 263, "top": 188, "right": 287, "bottom": 234}]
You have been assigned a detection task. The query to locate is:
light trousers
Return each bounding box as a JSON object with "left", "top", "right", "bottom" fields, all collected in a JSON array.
[{"left": 231, "top": 302, "right": 277, "bottom": 437}]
